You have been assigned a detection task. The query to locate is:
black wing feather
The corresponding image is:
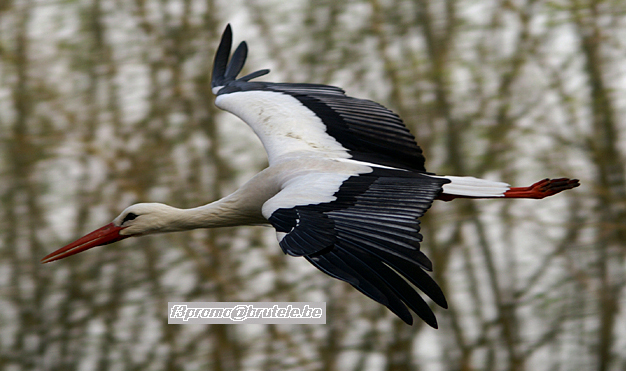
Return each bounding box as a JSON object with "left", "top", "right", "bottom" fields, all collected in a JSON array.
[
  {"left": 340, "top": 243, "right": 439, "bottom": 327},
  {"left": 305, "top": 250, "right": 415, "bottom": 325},
  {"left": 238, "top": 69, "right": 271, "bottom": 82},
  {"left": 211, "top": 25, "right": 233, "bottom": 89},
  {"left": 268, "top": 169, "right": 449, "bottom": 326},
  {"left": 292, "top": 93, "right": 426, "bottom": 171},
  {"left": 224, "top": 41, "right": 248, "bottom": 81},
  {"left": 211, "top": 24, "right": 271, "bottom": 90}
]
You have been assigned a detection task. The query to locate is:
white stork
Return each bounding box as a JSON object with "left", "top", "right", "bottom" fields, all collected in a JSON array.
[{"left": 42, "top": 25, "right": 579, "bottom": 327}]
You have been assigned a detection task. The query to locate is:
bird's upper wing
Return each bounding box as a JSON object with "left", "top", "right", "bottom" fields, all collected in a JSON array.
[
  {"left": 212, "top": 25, "right": 426, "bottom": 171},
  {"left": 261, "top": 167, "right": 450, "bottom": 327}
]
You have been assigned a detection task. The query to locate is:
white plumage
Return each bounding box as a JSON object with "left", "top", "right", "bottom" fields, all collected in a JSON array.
[
  {"left": 216, "top": 91, "right": 351, "bottom": 164},
  {"left": 42, "top": 24, "right": 579, "bottom": 328},
  {"left": 433, "top": 175, "right": 510, "bottom": 198}
]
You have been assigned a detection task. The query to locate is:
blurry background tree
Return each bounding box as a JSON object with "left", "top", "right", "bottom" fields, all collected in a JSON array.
[{"left": 0, "top": 0, "right": 624, "bottom": 370}]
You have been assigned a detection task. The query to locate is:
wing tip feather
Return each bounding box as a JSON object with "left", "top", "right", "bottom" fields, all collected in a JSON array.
[
  {"left": 212, "top": 24, "right": 233, "bottom": 89},
  {"left": 211, "top": 24, "right": 271, "bottom": 94}
]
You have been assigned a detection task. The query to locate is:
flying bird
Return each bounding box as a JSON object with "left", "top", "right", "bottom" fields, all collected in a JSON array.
[{"left": 42, "top": 25, "right": 579, "bottom": 328}]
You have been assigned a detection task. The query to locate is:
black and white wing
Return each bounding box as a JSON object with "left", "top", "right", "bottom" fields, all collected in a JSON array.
[
  {"left": 212, "top": 25, "right": 426, "bottom": 171},
  {"left": 212, "top": 25, "right": 448, "bottom": 326},
  {"left": 263, "top": 168, "right": 449, "bottom": 327}
]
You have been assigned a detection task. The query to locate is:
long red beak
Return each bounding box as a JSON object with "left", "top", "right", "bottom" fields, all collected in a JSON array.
[{"left": 41, "top": 223, "right": 129, "bottom": 263}]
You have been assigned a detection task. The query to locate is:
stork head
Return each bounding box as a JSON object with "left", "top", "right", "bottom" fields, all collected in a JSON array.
[{"left": 41, "top": 203, "right": 179, "bottom": 263}]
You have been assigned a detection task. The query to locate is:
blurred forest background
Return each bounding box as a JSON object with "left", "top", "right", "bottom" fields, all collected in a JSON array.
[{"left": 1, "top": 0, "right": 625, "bottom": 370}]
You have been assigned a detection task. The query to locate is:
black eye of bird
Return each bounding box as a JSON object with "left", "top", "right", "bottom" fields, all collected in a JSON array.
[{"left": 122, "top": 213, "right": 138, "bottom": 224}]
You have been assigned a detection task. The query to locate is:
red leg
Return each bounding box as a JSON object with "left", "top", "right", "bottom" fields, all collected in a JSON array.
[
  {"left": 503, "top": 178, "right": 580, "bottom": 199},
  {"left": 437, "top": 178, "right": 580, "bottom": 201}
]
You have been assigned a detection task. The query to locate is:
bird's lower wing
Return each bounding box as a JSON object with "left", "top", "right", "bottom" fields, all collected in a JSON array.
[{"left": 263, "top": 167, "right": 450, "bottom": 327}]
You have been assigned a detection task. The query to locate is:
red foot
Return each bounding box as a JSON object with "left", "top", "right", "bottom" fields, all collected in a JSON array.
[{"left": 503, "top": 178, "right": 580, "bottom": 199}]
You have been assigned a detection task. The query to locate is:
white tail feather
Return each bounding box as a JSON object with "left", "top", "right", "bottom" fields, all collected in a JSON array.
[{"left": 430, "top": 175, "right": 510, "bottom": 197}]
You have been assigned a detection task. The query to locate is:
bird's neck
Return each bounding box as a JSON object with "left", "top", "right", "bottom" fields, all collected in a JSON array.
[
  {"left": 159, "top": 167, "right": 282, "bottom": 232},
  {"left": 167, "top": 192, "right": 268, "bottom": 232},
  {"left": 176, "top": 201, "right": 252, "bottom": 230}
]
